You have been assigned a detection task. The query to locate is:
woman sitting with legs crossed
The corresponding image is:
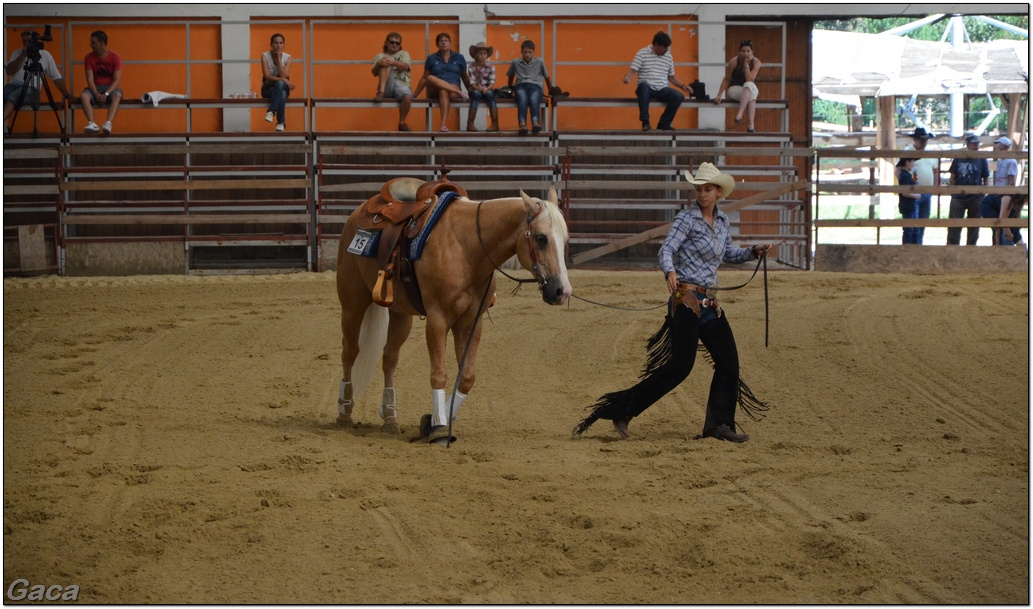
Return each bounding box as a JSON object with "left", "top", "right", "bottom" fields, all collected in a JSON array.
[{"left": 712, "top": 40, "right": 762, "bottom": 132}]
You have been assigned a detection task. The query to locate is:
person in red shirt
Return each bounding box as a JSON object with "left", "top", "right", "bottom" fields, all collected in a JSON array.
[{"left": 80, "top": 30, "right": 123, "bottom": 134}]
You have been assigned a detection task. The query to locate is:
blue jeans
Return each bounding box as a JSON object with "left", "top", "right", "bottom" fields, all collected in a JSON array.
[
  {"left": 899, "top": 196, "right": 919, "bottom": 244},
  {"left": 513, "top": 83, "right": 543, "bottom": 126},
  {"left": 981, "top": 194, "right": 1022, "bottom": 245},
  {"left": 262, "top": 80, "right": 290, "bottom": 124},
  {"left": 469, "top": 89, "right": 496, "bottom": 115},
  {"left": 915, "top": 194, "right": 931, "bottom": 245},
  {"left": 636, "top": 82, "right": 684, "bottom": 129}
]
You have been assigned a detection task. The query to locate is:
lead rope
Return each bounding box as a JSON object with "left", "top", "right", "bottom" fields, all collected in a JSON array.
[{"left": 571, "top": 252, "right": 771, "bottom": 347}]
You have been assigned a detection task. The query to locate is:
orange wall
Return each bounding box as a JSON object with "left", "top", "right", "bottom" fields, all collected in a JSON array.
[{"left": 6, "top": 16, "right": 702, "bottom": 134}]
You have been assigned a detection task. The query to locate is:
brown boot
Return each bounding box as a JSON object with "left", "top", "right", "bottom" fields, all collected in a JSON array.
[
  {"left": 467, "top": 119, "right": 478, "bottom": 132},
  {"left": 487, "top": 107, "right": 500, "bottom": 131}
]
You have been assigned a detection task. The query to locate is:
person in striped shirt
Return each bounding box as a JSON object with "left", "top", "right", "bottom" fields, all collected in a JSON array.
[{"left": 622, "top": 31, "right": 694, "bottom": 131}]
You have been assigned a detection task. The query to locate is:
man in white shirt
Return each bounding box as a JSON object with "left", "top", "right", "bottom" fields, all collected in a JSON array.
[
  {"left": 623, "top": 31, "right": 694, "bottom": 131},
  {"left": 3, "top": 29, "right": 72, "bottom": 133},
  {"left": 908, "top": 127, "right": 940, "bottom": 245}
]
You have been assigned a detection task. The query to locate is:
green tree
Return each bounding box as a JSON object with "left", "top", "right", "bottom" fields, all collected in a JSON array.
[{"left": 815, "top": 15, "right": 1028, "bottom": 42}]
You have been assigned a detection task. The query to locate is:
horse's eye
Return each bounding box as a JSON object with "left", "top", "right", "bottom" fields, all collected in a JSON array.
[{"left": 534, "top": 234, "right": 549, "bottom": 248}]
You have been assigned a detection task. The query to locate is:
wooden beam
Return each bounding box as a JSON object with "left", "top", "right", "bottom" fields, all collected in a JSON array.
[
  {"left": 571, "top": 180, "right": 810, "bottom": 265},
  {"left": 61, "top": 213, "right": 310, "bottom": 225},
  {"left": 61, "top": 178, "right": 310, "bottom": 192}
]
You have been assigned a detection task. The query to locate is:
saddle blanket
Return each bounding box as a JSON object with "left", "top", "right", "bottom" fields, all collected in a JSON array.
[{"left": 346, "top": 191, "right": 459, "bottom": 260}]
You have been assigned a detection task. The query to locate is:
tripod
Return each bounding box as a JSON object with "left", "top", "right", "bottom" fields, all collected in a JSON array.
[{"left": 11, "top": 54, "right": 65, "bottom": 138}]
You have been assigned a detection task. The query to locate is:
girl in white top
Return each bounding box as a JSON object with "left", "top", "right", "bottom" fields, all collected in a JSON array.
[{"left": 260, "top": 33, "right": 295, "bottom": 130}]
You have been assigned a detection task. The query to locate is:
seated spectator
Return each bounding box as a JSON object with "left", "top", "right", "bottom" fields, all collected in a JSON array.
[
  {"left": 466, "top": 42, "right": 498, "bottom": 132},
  {"left": 372, "top": 32, "right": 413, "bottom": 132},
  {"left": 506, "top": 40, "right": 554, "bottom": 135},
  {"left": 4, "top": 29, "right": 72, "bottom": 134},
  {"left": 712, "top": 40, "right": 762, "bottom": 132},
  {"left": 260, "top": 33, "right": 295, "bottom": 132},
  {"left": 947, "top": 134, "right": 989, "bottom": 246},
  {"left": 80, "top": 30, "right": 124, "bottom": 135},
  {"left": 980, "top": 136, "right": 1023, "bottom": 246},
  {"left": 622, "top": 31, "right": 693, "bottom": 132},
  {"left": 412, "top": 32, "right": 470, "bottom": 132}
]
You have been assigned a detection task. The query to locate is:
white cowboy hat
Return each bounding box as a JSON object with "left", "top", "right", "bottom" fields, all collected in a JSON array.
[{"left": 683, "top": 162, "right": 735, "bottom": 198}]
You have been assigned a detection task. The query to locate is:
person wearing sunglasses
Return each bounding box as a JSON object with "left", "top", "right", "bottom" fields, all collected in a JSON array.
[
  {"left": 372, "top": 32, "right": 414, "bottom": 132},
  {"left": 712, "top": 39, "right": 762, "bottom": 132}
]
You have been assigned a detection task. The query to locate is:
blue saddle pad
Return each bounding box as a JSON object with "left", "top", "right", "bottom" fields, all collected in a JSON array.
[{"left": 345, "top": 191, "right": 459, "bottom": 260}]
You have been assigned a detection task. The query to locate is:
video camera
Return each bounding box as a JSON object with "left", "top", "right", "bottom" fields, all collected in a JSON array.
[{"left": 25, "top": 25, "right": 53, "bottom": 63}]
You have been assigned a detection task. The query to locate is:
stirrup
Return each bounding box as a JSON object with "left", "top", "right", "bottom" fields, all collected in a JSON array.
[{"left": 372, "top": 270, "right": 394, "bottom": 306}]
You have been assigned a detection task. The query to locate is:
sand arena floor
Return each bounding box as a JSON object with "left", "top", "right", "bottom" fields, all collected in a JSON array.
[{"left": 3, "top": 269, "right": 1028, "bottom": 603}]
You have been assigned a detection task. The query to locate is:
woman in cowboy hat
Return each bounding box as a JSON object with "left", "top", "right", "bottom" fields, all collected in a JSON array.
[
  {"left": 574, "top": 163, "right": 771, "bottom": 442},
  {"left": 466, "top": 42, "right": 499, "bottom": 131}
]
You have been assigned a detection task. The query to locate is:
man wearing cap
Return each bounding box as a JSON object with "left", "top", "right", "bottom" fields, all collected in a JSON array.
[
  {"left": 980, "top": 136, "right": 1023, "bottom": 246},
  {"left": 623, "top": 31, "right": 694, "bottom": 131},
  {"left": 947, "top": 134, "right": 989, "bottom": 246},
  {"left": 371, "top": 32, "right": 413, "bottom": 132},
  {"left": 574, "top": 163, "right": 772, "bottom": 443},
  {"left": 908, "top": 127, "right": 940, "bottom": 244}
]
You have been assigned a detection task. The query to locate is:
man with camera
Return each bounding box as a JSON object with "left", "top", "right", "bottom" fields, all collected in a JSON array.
[
  {"left": 3, "top": 29, "right": 71, "bottom": 134},
  {"left": 80, "top": 30, "right": 123, "bottom": 135}
]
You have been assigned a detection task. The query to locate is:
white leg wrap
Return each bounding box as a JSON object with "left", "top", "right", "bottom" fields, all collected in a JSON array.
[
  {"left": 447, "top": 390, "right": 467, "bottom": 422},
  {"left": 378, "top": 387, "right": 397, "bottom": 421},
  {"left": 431, "top": 388, "right": 448, "bottom": 427},
  {"left": 338, "top": 380, "right": 353, "bottom": 417}
]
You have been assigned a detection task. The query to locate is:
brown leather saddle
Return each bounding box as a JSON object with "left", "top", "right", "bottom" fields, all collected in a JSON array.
[{"left": 350, "top": 171, "right": 468, "bottom": 313}]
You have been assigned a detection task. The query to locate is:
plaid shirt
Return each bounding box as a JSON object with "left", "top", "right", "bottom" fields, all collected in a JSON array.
[
  {"left": 658, "top": 204, "right": 754, "bottom": 287},
  {"left": 468, "top": 61, "right": 496, "bottom": 88}
]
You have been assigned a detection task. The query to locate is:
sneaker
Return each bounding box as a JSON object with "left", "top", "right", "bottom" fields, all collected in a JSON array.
[
  {"left": 657, "top": 125, "right": 675, "bottom": 131},
  {"left": 518, "top": 124, "right": 528, "bottom": 135},
  {"left": 102, "top": 121, "right": 112, "bottom": 134},
  {"left": 84, "top": 121, "right": 100, "bottom": 134},
  {"left": 642, "top": 122, "right": 651, "bottom": 131},
  {"left": 264, "top": 111, "right": 274, "bottom": 123},
  {"left": 275, "top": 123, "right": 285, "bottom": 132},
  {"left": 531, "top": 124, "right": 541, "bottom": 134}
]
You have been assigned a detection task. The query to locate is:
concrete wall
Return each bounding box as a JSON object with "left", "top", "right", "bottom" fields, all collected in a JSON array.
[
  {"left": 815, "top": 244, "right": 1029, "bottom": 273},
  {"left": 64, "top": 242, "right": 187, "bottom": 276}
]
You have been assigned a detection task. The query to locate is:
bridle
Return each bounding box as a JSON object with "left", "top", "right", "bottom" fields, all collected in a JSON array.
[{"left": 475, "top": 199, "right": 550, "bottom": 291}]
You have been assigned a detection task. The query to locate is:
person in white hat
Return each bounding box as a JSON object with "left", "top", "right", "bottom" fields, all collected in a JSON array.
[
  {"left": 574, "top": 163, "right": 772, "bottom": 443},
  {"left": 980, "top": 136, "right": 1023, "bottom": 246}
]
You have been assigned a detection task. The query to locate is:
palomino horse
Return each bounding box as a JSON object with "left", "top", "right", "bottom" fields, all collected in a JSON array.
[{"left": 336, "top": 178, "right": 571, "bottom": 444}]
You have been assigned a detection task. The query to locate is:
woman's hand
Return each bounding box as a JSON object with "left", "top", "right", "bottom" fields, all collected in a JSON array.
[
  {"left": 751, "top": 244, "right": 772, "bottom": 258},
  {"left": 665, "top": 271, "right": 679, "bottom": 294}
]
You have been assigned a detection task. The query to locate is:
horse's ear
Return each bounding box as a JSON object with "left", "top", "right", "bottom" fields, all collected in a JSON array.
[
  {"left": 547, "top": 186, "right": 558, "bottom": 204},
  {"left": 520, "top": 190, "right": 541, "bottom": 215}
]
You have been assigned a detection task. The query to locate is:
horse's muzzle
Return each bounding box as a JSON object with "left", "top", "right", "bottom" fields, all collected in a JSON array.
[{"left": 540, "top": 277, "right": 571, "bottom": 305}]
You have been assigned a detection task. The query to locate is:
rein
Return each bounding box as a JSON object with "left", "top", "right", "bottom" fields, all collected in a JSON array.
[
  {"left": 572, "top": 253, "right": 772, "bottom": 347},
  {"left": 475, "top": 200, "right": 546, "bottom": 291}
]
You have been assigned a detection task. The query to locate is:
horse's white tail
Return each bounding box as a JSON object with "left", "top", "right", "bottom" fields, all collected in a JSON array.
[{"left": 351, "top": 303, "right": 389, "bottom": 401}]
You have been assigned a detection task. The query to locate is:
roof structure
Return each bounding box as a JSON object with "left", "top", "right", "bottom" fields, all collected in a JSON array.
[{"left": 812, "top": 29, "right": 1029, "bottom": 104}]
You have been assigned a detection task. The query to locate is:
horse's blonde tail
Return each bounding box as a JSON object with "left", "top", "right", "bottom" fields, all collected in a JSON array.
[{"left": 351, "top": 304, "right": 389, "bottom": 401}]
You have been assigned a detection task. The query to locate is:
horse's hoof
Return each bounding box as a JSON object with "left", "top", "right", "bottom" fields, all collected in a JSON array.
[
  {"left": 381, "top": 417, "right": 402, "bottom": 434},
  {"left": 427, "top": 425, "right": 456, "bottom": 445},
  {"left": 418, "top": 414, "right": 433, "bottom": 438},
  {"left": 336, "top": 414, "right": 355, "bottom": 428}
]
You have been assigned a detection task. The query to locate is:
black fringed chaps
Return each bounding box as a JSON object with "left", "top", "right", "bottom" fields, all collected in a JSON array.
[{"left": 573, "top": 302, "right": 768, "bottom": 436}]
